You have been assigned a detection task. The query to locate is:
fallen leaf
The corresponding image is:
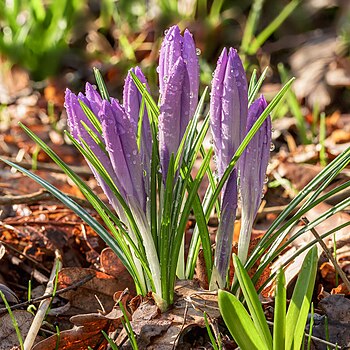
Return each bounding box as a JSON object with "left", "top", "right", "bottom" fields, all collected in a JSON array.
[
  {"left": 58, "top": 268, "right": 122, "bottom": 313},
  {"left": 0, "top": 310, "right": 34, "bottom": 349}
]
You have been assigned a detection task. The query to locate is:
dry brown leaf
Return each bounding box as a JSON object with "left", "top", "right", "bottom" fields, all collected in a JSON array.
[
  {"left": 309, "top": 295, "right": 350, "bottom": 349},
  {"left": 0, "top": 311, "right": 34, "bottom": 349},
  {"left": 117, "top": 280, "right": 220, "bottom": 349},
  {"left": 32, "top": 313, "right": 110, "bottom": 350},
  {"left": 100, "top": 248, "right": 136, "bottom": 295},
  {"left": 58, "top": 268, "right": 123, "bottom": 313}
]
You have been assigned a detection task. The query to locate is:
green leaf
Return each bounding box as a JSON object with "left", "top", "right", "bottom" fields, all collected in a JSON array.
[
  {"left": 0, "top": 158, "right": 134, "bottom": 275},
  {"left": 160, "top": 154, "right": 175, "bottom": 305},
  {"left": 242, "top": 146, "right": 350, "bottom": 291},
  {"left": 273, "top": 268, "right": 286, "bottom": 350},
  {"left": 285, "top": 245, "right": 318, "bottom": 350},
  {"left": 248, "top": 66, "right": 269, "bottom": 106},
  {"left": 93, "top": 67, "right": 111, "bottom": 102},
  {"left": 78, "top": 100, "right": 103, "bottom": 135},
  {"left": 17, "top": 122, "right": 148, "bottom": 294},
  {"left": 218, "top": 290, "right": 269, "bottom": 350},
  {"left": 247, "top": 0, "right": 300, "bottom": 55},
  {"left": 233, "top": 255, "right": 273, "bottom": 349}
]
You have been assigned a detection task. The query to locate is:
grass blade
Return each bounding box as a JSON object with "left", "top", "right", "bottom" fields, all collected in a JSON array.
[
  {"left": 285, "top": 246, "right": 317, "bottom": 350},
  {"left": 273, "top": 268, "right": 286, "bottom": 350}
]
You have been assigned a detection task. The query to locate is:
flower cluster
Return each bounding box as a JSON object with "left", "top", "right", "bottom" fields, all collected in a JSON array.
[{"left": 64, "top": 24, "right": 271, "bottom": 300}]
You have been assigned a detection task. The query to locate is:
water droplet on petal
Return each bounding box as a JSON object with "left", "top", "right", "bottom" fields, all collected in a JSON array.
[
  {"left": 270, "top": 142, "right": 275, "bottom": 152},
  {"left": 196, "top": 48, "right": 201, "bottom": 56},
  {"left": 264, "top": 175, "right": 269, "bottom": 184}
]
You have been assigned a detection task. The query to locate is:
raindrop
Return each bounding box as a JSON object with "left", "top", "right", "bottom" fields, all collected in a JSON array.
[
  {"left": 264, "top": 175, "right": 269, "bottom": 184},
  {"left": 196, "top": 48, "right": 201, "bottom": 56},
  {"left": 156, "top": 66, "right": 160, "bottom": 73},
  {"left": 132, "top": 150, "right": 137, "bottom": 155},
  {"left": 164, "top": 29, "right": 169, "bottom": 35},
  {"left": 212, "top": 72, "right": 215, "bottom": 77},
  {"left": 270, "top": 142, "right": 275, "bottom": 152},
  {"left": 189, "top": 92, "right": 194, "bottom": 98},
  {"left": 163, "top": 75, "right": 169, "bottom": 83}
]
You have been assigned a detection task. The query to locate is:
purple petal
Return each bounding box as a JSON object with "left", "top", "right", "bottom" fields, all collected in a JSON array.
[
  {"left": 240, "top": 95, "right": 271, "bottom": 217},
  {"left": 158, "top": 25, "right": 183, "bottom": 96},
  {"left": 238, "top": 95, "right": 271, "bottom": 264},
  {"left": 209, "top": 48, "right": 228, "bottom": 176},
  {"left": 123, "top": 67, "right": 152, "bottom": 186},
  {"left": 84, "top": 82, "right": 104, "bottom": 118},
  {"left": 213, "top": 170, "right": 238, "bottom": 287},
  {"left": 183, "top": 29, "right": 199, "bottom": 117},
  {"left": 159, "top": 57, "right": 186, "bottom": 177},
  {"left": 64, "top": 89, "right": 122, "bottom": 211},
  {"left": 100, "top": 99, "right": 146, "bottom": 211}
]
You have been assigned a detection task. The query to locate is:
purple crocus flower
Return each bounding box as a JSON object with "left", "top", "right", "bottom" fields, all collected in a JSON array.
[
  {"left": 100, "top": 98, "right": 146, "bottom": 212},
  {"left": 65, "top": 84, "right": 146, "bottom": 214},
  {"left": 158, "top": 25, "right": 199, "bottom": 177},
  {"left": 238, "top": 95, "right": 271, "bottom": 264},
  {"left": 209, "top": 47, "right": 248, "bottom": 289},
  {"left": 123, "top": 67, "right": 152, "bottom": 196},
  {"left": 65, "top": 87, "right": 122, "bottom": 213},
  {"left": 210, "top": 47, "right": 248, "bottom": 178}
]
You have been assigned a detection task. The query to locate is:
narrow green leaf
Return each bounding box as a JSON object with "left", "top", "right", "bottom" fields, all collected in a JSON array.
[
  {"left": 160, "top": 154, "right": 175, "bottom": 305},
  {"left": 93, "top": 67, "right": 111, "bottom": 102},
  {"left": 243, "top": 146, "right": 350, "bottom": 290},
  {"left": 218, "top": 290, "right": 269, "bottom": 350},
  {"left": 233, "top": 255, "right": 272, "bottom": 349},
  {"left": 248, "top": 66, "right": 269, "bottom": 105},
  {"left": 285, "top": 246, "right": 318, "bottom": 350},
  {"left": 0, "top": 158, "right": 134, "bottom": 275},
  {"left": 78, "top": 100, "right": 103, "bottom": 135},
  {"left": 248, "top": 0, "right": 300, "bottom": 55},
  {"left": 273, "top": 268, "right": 286, "bottom": 350}
]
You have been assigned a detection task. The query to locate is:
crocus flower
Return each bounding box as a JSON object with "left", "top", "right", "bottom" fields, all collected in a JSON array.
[
  {"left": 123, "top": 67, "right": 152, "bottom": 195},
  {"left": 237, "top": 95, "right": 271, "bottom": 265},
  {"left": 209, "top": 47, "right": 248, "bottom": 289},
  {"left": 65, "top": 83, "right": 146, "bottom": 214},
  {"left": 158, "top": 25, "right": 199, "bottom": 177},
  {"left": 210, "top": 47, "right": 248, "bottom": 178},
  {"left": 65, "top": 86, "right": 122, "bottom": 213},
  {"left": 65, "top": 84, "right": 161, "bottom": 295}
]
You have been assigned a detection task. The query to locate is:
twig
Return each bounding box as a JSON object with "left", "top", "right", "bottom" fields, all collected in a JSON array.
[
  {"left": 172, "top": 301, "right": 189, "bottom": 350},
  {"left": 302, "top": 217, "right": 350, "bottom": 293},
  {"left": 23, "top": 250, "right": 63, "bottom": 350},
  {"left": 266, "top": 320, "right": 340, "bottom": 349},
  {"left": 0, "top": 240, "right": 51, "bottom": 273},
  {"left": 0, "top": 188, "right": 93, "bottom": 208},
  {"left": 0, "top": 274, "right": 94, "bottom": 313}
]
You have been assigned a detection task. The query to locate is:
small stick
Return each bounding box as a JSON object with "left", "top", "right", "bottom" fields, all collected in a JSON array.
[
  {"left": 0, "top": 274, "right": 94, "bottom": 313},
  {"left": 23, "top": 250, "right": 63, "bottom": 350},
  {"left": 302, "top": 217, "right": 350, "bottom": 293},
  {"left": 266, "top": 320, "right": 340, "bottom": 349}
]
